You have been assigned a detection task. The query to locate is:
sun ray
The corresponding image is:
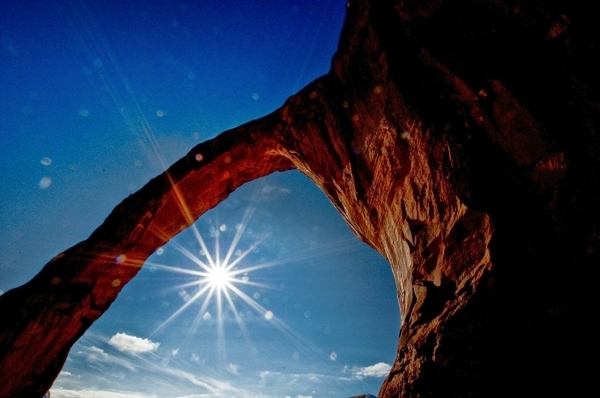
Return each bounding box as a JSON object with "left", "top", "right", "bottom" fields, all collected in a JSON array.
[
  {"left": 221, "top": 287, "right": 249, "bottom": 339},
  {"left": 144, "top": 262, "right": 204, "bottom": 277},
  {"left": 222, "top": 206, "right": 255, "bottom": 267},
  {"left": 190, "top": 223, "right": 217, "bottom": 268},
  {"left": 214, "top": 234, "right": 221, "bottom": 273},
  {"left": 226, "top": 283, "right": 325, "bottom": 357},
  {"left": 168, "top": 240, "right": 212, "bottom": 272},
  {"left": 151, "top": 283, "right": 214, "bottom": 336},
  {"left": 223, "top": 233, "right": 271, "bottom": 272},
  {"left": 197, "top": 285, "right": 218, "bottom": 319}
]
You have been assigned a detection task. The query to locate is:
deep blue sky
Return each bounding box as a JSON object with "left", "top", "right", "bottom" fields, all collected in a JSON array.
[{"left": 0, "top": 1, "right": 400, "bottom": 397}]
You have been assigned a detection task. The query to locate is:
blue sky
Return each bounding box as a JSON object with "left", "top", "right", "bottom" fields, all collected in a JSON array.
[{"left": 0, "top": 1, "right": 399, "bottom": 397}]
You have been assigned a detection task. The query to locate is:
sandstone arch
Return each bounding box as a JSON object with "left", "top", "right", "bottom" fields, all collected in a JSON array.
[{"left": 1, "top": 0, "right": 598, "bottom": 396}]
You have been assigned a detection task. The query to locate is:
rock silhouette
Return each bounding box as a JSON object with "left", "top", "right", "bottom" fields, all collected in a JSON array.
[{"left": 1, "top": 0, "right": 598, "bottom": 397}]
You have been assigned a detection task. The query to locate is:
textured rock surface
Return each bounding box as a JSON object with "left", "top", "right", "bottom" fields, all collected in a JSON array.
[{"left": 1, "top": 1, "right": 598, "bottom": 397}]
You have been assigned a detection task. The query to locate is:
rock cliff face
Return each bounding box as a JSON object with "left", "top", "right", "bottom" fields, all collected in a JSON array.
[{"left": 1, "top": 0, "right": 598, "bottom": 397}]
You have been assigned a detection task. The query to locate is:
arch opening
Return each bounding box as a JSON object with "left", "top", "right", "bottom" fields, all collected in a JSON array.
[{"left": 52, "top": 171, "right": 399, "bottom": 397}]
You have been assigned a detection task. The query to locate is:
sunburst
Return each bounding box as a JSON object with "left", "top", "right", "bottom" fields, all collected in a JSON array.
[
  {"left": 146, "top": 208, "right": 289, "bottom": 336},
  {"left": 203, "top": 262, "right": 232, "bottom": 289},
  {"left": 144, "top": 205, "right": 327, "bottom": 363}
]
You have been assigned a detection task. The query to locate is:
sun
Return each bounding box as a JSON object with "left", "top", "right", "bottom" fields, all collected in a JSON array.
[{"left": 203, "top": 262, "right": 232, "bottom": 289}]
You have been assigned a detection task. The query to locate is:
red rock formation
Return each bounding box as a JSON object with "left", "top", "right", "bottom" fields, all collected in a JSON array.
[{"left": 1, "top": 0, "right": 598, "bottom": 397}]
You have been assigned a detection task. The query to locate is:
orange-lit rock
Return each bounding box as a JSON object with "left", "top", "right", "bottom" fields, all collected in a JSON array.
[{"left": 1, "top": 1, "right": 598, "bottom": 397}]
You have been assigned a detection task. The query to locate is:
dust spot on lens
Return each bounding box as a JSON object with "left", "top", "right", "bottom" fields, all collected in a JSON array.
[{"left": 39, "top": 177, "right": 52, "bottom": 189}]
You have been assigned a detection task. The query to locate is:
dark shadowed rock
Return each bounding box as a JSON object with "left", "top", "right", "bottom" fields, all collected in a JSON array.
[{"left": 1, "top": 0, "right": 598, "bottom": 397}]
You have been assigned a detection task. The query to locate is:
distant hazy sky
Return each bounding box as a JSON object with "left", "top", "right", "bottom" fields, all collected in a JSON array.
[{"left": 0, "top": 1, "right": 400, "bottom": 397}]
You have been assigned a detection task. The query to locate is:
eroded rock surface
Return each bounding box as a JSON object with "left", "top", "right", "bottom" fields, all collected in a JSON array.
[{"left": 1, "top": 1, "right": 598, "bottom": 397}]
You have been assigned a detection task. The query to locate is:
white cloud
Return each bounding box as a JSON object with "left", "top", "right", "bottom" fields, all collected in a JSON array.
[
  {"left": 49, "top": 387, "right": 152, "bottom": 398},
  {"left": 77, "top": 346, "right": 136, "bottom": 371},
  {"left": 63, "top": 333, "right": 377, "bottom": 398},
  {"left": 59, "top": 370, "right": 73, "bottom": 377},
  {"left": 174, "top": 395, "right": 211, "bottom": 398},
  {"left": 157, "top": 367, "right": 239, "bottom": 395},
  {"left": 108, "top": 332, "right": 160, "bottom": 354},
  {"left": 226, "top": 363, "right": 240, "bottom": 375},
  {"left": 259, "top": 185, "right": 291, "bottom": 195},
  {"left": 86, "top": 346, "right": 109, "bottom": 360},
  {"left": 259, "top": 370, "right": 281, "bottom": 379},
  {"left": 353, "top": 362, "right": 392, "bottom": 379}
]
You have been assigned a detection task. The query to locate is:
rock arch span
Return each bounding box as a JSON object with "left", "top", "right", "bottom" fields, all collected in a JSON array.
[{"left": 1, "top": 0, "right": 598, "bottom": 396}]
